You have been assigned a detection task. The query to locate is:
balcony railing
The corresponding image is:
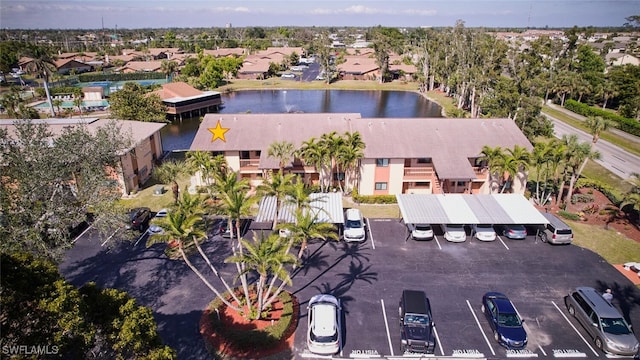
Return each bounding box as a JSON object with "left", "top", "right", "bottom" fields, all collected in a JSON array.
[
  {"left": 239, "top": 159, "right": 260, "bottom": 168},
  {"left": 403, "top": 167, "right": 435, "bottom": 179}
]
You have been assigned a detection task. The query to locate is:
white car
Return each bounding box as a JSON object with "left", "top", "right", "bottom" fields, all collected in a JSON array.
[
  {"left": 281, "top": 73, "right": 296, "bottom": 79},
  {"left": 412, "top": 224, "right": 434, "bottom": 240},
  {"left": 443, "top": 224, "right": 466, "bottom": 242},
  {"left": 473, "top": 224, "right": 496, "bottom": 241},
  {"left": 307, "top": 294, "right": 341, "bottom": 355},
  {"left": 343, "top": 208, "right": 366, "bottom": 242}
]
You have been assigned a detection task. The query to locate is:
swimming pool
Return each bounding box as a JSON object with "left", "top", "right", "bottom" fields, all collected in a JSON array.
[
  {"left": 77, "top": 79, "right": 167, "bottom": 95},
  {"left": 33, "top": 99, "right": 109, "bottom": 109}
]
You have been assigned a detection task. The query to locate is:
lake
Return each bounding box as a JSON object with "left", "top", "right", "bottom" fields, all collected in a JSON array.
[{"left": 160, "top": 89, "right": 443, "bottom": 151}]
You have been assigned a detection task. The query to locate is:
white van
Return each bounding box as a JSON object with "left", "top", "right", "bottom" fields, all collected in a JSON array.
[{"left": 343, "top": 209, "right": 366, "bottom": 242}]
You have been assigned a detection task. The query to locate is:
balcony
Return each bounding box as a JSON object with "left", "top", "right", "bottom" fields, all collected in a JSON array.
[
  {"left": 239, "top": 159, "right": 260, "bottom": 171},
  {"left": 403, "top": 167, "right": 435, "bottom": 180},
  {"left": 473, "top": 166, "right": 488, "bottom": 180}
]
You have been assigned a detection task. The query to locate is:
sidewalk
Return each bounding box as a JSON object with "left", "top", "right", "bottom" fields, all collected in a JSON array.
[{"left": 546, "top": 102, "right": 640, "bottom": 144}]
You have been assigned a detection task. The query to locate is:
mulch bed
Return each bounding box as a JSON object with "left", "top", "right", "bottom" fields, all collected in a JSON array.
[{"left": 199, "top": 293, "right": 299, "bottom": 359}]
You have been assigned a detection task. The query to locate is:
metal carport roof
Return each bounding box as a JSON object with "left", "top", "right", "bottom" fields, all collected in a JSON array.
[
  {"left": 396, "top": 194, "right": 549, "bottom": 225},
  {"left": 255, "top": 192, "right": 344, "bottom": 224}
]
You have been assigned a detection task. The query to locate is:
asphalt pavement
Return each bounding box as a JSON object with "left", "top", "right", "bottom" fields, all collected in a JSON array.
[
  {"left": 60, "top": 219, "right": 640, "bottom": 360},
  {"left": 542, "top": 105, "right": 640, "bottom": 181}
]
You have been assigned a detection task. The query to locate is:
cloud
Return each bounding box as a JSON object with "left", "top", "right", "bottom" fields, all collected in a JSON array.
[{"left": 310, "top": 4, "right": 437, "bottom": 17}]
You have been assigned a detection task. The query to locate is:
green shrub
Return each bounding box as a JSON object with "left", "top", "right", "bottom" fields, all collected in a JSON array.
[
  {"left": 557, "top": 210, "right": 581, "bottom": 221},
  {"left": 564, "top": 99, "right": 640, "bottom": 137},
  {"left": 571, "top": 193, "right": 595, "bottom": 204},
  {"left": 352, "top": 188, "right": 397, "bottom": 204},
  {"left": 575, "top": 178, "right": 623, "bottom": 205}
]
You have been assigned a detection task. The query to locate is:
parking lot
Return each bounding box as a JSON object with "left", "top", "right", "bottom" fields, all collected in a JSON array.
[{"left": 61, "top": 217, "right": 640, "bottom": 359}]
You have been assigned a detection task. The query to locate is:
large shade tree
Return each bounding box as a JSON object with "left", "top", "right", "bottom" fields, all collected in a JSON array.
[
  {"left": 0, "top": 120, "right": 130, "bottom": 259},
  {"left": 108, "top": 82, "right": 167, "bottom": 122}
]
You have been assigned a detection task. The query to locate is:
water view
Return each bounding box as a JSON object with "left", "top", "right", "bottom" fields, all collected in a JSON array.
[{"left": 160, "top": 89, "right": 442, "bottom": 151}]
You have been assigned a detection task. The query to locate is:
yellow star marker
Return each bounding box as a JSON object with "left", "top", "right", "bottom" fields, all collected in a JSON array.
[{"left": 208, "top": 119, "right": 230, "bottom": 142}]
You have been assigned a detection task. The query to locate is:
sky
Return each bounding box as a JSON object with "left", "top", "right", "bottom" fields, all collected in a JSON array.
[{"left": 0, "top": 0, "right": 638, "bottom": 30}]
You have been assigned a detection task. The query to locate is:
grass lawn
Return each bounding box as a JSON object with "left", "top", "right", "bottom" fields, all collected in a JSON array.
[{"left": 570, "top": 220, "right": 640, "bottom": 264}]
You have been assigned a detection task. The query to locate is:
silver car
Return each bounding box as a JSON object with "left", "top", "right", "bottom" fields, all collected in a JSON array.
[{"left": 565, "top": 287, "right": 639, "bottom": 355}]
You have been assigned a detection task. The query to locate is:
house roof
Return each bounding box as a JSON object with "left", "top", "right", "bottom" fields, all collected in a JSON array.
[
  {"left": 257, "top": 47, "right": 304, "bottom": 57},
  {"left": 120, "top": 61, "right": 163, "bottom": 72},
  {"left": 149, "top": 82, "right": 220, "bottom": 103},
  {"left": 0, "top": 118, "right": 165, "bottom": 154},
  {"left": 202, "top": 48, "right": 245, "bottom": 57},
  {"left": 338, "top": 56, "right": 379, "bottom": 74},
  {"left": 396, "top": 194, "right": 549, "bottom": 225},
  {"left": 189, "top": 113, "right": 532, "bottom": 176}
]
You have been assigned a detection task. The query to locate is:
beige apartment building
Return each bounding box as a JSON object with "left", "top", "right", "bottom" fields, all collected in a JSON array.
[{"left": 189, "top": 113, "right": 532, "bottom": 196}]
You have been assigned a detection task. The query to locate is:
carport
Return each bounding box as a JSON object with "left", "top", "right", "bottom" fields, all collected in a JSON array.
[
  {"left": 255, "top": 192, "right": 344, "bottom": 226},
  {"left": 396, "top": 194, "right": 549, "bottom": 241}
]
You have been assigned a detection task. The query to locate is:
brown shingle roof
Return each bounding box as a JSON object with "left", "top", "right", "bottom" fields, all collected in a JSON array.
[
  {"left": 189, "top": 113, "right": 532, "bottom": 177},
  {"left": 338, "top": 56, "right": 379, "bottom": 74},
  {"left": 121, "top": 61, "right": 163, "bottom": 72}
]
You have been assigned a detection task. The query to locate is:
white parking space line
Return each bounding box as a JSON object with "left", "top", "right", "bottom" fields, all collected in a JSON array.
[
  {"left": 510, "top": 302, "right": 544, "bottom": 355},
  {"left": 381, "top": 299, "right": 394, "bottom": 356},
  {"left": 552, "top": 301, "right": 600, "bottom": 357},
  {"left": 466, "top": 299, "right": 496, "bottom": 356},
  {"left": 134, "top": 230, "right": 148, "bottom": 246},
  {"left": 497, "top": 235, "right": 510, "bottom": 250},
  {"left": 366, "top": 218, "right": 375, "bottom": 249},
  {"left": 433, "top": 325, "right": 444, "bottom": 356},
  {"left": 101, "top": 229, "right": 119, "bottom": 247},
  {"left": 433, "top": 235, "right": 442, "bottom": 250},
  {"left": 72, "top": 224, "right": 93, "bottom": 243}
]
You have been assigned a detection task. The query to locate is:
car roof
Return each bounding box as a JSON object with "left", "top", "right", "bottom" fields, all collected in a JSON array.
[
  {"left": 574, "top": 287, "right": 623, "bottom": 318},
  {"left": 345, "top": 208, "right": 362, "bottom": 219},
  {"left": 485, "top": 292, "right": 516, "bottom": 312}
]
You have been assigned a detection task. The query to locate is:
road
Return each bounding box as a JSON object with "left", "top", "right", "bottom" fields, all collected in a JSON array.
[{"left": 542, "top": 112, "right": 640, "bottom": 181}]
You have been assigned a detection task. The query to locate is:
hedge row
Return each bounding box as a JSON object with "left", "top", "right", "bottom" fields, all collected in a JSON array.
[
  {"left": 352, "top": 189, "right": 397, "bottom": 204},
  {"left": 575, "top": 178, "right": 623, "bottom": 205},
  {"left": 78, "top": 72, "right": 164, "bottom": 82},
  {"left": 564, "top": 99, "right": 640, "bottom": 137}
]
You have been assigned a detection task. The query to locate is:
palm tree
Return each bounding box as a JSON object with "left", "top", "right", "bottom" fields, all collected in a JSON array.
[
  {"left": 146, "top": 206, "right": 242, "bottom": 312},
  {"left": 285, "top": 179, "right": 313, "bottom": 211},
  {"left": 297, "top": 137, "right": 329, "bottom": 191},
  {"left": 267, "top": 140, "right": 295, "bottom": 174},
  {"left": 153, "top": 160, "right": 187, "bottom": 203},
  {"left": 560, "top": 135, "right": 600, "bottom": 205},
  {"left": 256, "top": 172, "right": 295, "bottom": 230},
  {"left": 584, "top": 116, "right": 614, "bottom": 144},
  {"left": 214, "top": 174, "right": 257, "bottom": 311},
  {"left": 339, "top": 132, "right": 366, "bottom": 193},
  {"left": 52, "top": 98, "right": 64, "bottom": 116},
  {"left": 73, "top": 97, "right": 83, "bottom": 118},
  {"left": 279, "top": 209, "right": 339, "bottom": 264},
  {"left": 160, "top": 59, "right": 179, "bottom": 82},
  {"left": 186, "top": 150, "right": 227, "bottom": 191},
  {"left": 320, "top": 131, "right": 344, "bottom": 191},
  {"left": 531, "top": 142, "right": 552, "bottom": 204},
  {"left": 501, "top": 145, "right": 530, "bottom": 193},
  {"left": 225, "top": 233, "right": 295, "bottom": 319},
  {"left": 479, "top": 145, "right": 504, "bottom": 194},
  {"left": 21, "top": 44, "right": 57, "bottom": 117}
]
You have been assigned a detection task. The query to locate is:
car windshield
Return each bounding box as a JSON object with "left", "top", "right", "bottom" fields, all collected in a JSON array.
[
  {"left": 448, "top": 224, "right": 464, "bottom": 230},
  {"left": 498, "top": 312, "right": 522, "bottom": 327},
  {"left": 416, "top": 225, "right": 431, "bottom": 231},
  {"left": 477, "top": 225, "right": 493, "bottom": 231},
  {"left": 346, "top": 219, "right": 362, "bottom": 228},
  {"left": 601, "top": 317, "right": 631, "bottom": 335},
  {"left": 404, "top": 314, "right": 430, "bottom": 325}
]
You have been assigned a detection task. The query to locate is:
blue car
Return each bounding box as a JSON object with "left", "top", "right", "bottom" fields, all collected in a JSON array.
[{"left": 482, "top": 292, "right": 528, "bottom": 349}]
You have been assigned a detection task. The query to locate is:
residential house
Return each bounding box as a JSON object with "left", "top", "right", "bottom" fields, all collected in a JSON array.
[
  {"left": 188, "top": 113, "right": 532, "bottom": 195},
  {"left": 119, "top": 60, "right": 164, "bottom": 73},
  {"left": 202, "top": 48, "right": 246, "bottom": 57},
  {"left": 149, "top": 81, "right": 223, "bottom": 120},
  {"left": 338, "top": 56, "right": 380, "bottom": 80},
  {"left": 0, "top": 118, "right": 166, "bottom": 196},
  {"left": 605, "top": 53, "right": 640, "bottom": 66},
  {"left": 54, "top": 58, "right": 94, "bottom": 75}
]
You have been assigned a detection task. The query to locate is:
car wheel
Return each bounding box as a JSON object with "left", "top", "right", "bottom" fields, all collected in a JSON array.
[
  {"left": 568, "top": 305, "right": 575, "bottom": 316},
  {"left": 494, "top": 330, "right": 500, "bottom": 342},
  {"left": 540, "top": 233, "right": 548, "bottom": 243},
  {"left": 595, "top": 337, "right": 603, "bottom": 350}
]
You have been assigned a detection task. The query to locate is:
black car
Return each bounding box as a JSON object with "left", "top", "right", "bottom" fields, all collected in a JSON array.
[
  {"left": 128, "top": 207, "right": 151, "bottom": 231},
  {"left": 399, "top": 290, "right": 436, "bottom": 354},
  {"left": 481, "top": 292, "right": 527, "bottom": 349}
]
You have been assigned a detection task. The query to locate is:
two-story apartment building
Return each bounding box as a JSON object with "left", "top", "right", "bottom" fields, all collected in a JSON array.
[{"left": 188, "top": 113, "right": 532, "bottom": 195}]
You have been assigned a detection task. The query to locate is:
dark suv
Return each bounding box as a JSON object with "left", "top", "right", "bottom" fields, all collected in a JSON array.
[
  {"left": 128, "top": 207, "right": 151, "bottom": 231},
  {"left": 399, "top": 290, "right": 436, "bottom": 354}
]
